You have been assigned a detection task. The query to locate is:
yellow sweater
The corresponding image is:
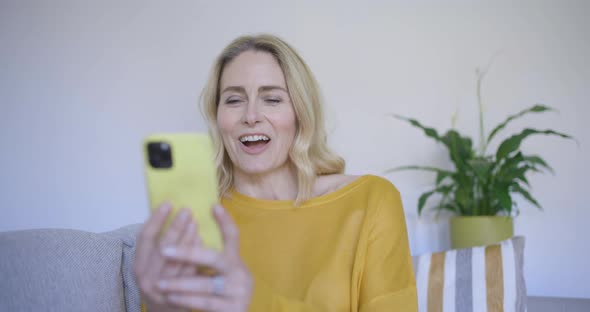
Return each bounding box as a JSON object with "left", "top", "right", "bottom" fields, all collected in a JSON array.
[
  {"left": 141, "top": 175, "right": 417, "bottom": 311},
  {"left": 223, "top": 175, "right": 417, "bottom": 311}
]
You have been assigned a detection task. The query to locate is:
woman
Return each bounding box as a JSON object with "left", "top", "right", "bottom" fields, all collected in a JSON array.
[{"left": 134, "top": 34, "right": 417, "bottom": 311}]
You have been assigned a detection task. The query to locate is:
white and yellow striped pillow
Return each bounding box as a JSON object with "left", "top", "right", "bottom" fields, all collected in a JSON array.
[{"left": 412, "top": 237, "right": 526, "bottom": 312}]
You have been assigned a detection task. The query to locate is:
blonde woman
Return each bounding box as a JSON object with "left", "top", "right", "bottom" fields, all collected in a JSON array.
[{"left": 134, "top": 34, "right": 417, "bottom": 312}]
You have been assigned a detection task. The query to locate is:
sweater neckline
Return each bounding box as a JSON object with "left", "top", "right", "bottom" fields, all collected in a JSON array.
[{"left": 225, "top": 175, "right": 372, "bottom": 210}]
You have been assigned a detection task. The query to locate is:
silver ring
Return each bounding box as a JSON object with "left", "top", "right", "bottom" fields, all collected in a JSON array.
[{"left": 212, "top": 275, "right": 225, "bottom": 296}]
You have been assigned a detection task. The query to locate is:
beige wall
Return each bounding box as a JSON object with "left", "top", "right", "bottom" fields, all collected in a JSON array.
[{"left": 1, "top": 0, "right": 588, "bottom": 298}]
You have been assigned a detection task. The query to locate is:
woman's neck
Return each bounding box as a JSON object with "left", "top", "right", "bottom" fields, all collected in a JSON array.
[{"left": 233, "top": 163, "right": 298, "bottom": 201}]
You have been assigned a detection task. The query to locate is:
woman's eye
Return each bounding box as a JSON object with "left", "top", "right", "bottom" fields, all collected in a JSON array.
[
  {"left": 225, "top": 98, "right": 242, "bottom": 104},
  {"left": 264, "top": 98, "right": 282, "bottom": 104}
]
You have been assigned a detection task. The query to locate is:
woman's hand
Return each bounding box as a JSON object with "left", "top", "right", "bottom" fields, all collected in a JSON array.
[
  {"left": 157, "top": 204, "right": 253, "bottom": 312},
  {"left": 134, "top": 203, "right": 200, "bottom": 312}
]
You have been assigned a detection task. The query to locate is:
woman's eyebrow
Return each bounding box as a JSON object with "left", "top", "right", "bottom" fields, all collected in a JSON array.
[
  {"left": 221, "top": 86, "right": 246, "bottom": 94},
  {"left": 221, "top": 85, "right": 288, "bottom": 94},
  {"left": 259, "top": 85, "right": 288, "bottom": 93}
]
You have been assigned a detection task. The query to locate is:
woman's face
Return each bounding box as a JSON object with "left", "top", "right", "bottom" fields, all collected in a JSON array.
[{"left": 216, "top": 50, "right": 297, "bottom": 176}]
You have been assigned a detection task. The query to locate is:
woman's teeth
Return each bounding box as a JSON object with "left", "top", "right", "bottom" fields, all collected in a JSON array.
[{"left": 239, "top": 135, "right": 270, "bottom": 143}]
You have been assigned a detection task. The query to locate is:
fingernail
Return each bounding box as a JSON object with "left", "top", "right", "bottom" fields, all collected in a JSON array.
[
  {"left": 179, "top": 209, "right": 189, "bottom": 220},
  {"left": 187, "top": 222, "right": 196, "bottom": 232},
  {"left": 158, "top": 280, "right": 167, "bottom": 289},
  {"left": 162, "top": 247, "right": 176, "bottom": 256},
  {"left": 160, "top": 203, "right": 172, "bottom": 213}
]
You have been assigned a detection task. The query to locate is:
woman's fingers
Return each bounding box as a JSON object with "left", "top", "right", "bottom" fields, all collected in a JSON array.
[
  {"left": 134, "top": 202, "right": 174, "bottom": 305},
  {"left": 166, "top": 218, "right": 197, "bottom": 277},
  {"left": 160, "top": 208, "right": 192, "bottom": 277},
  {"left": 158, "top": 276, "right": 219, "bottom": 295},
  {"left": 160, "top": 208, "right": 191, "bottom": 248},
  {"left": 135, "top": 203, "right": 172, "bottom": 276},
  {"left": 190, "top": 220, "right": 203, "bottom": 247},
  {"left": 212, "top": 204, "right": 240, "bottom": 259},
  {"left": 151, "top": 205, "right": 253, "bottom": 312},
  {"left": 162, "top": 244, "right": 227, "bottom": 273},
  {"left": 178, "top": 220, "right": 200, "bottom": 252},
  {"left": 166, "top": 293, "right": 228, "bottom": 311},
  {"left": 178, "top": 221, "right": 200, "bottom": 277}
]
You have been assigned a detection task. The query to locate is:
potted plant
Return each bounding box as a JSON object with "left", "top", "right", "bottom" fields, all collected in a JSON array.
[{"left": 386, "top": 66, "right": 575, "bottom": 249}]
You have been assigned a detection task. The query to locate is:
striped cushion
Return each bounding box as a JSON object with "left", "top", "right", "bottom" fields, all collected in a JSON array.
[{"left": 412, "top": 236, "right": 526, "bottom": 312}]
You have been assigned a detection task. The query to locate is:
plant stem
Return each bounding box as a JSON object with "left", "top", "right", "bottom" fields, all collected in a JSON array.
[
  {"left": 477, "top": 68, "right": 486, "bottom": 156},
  {"left": 476, "top": 52, "right": 499, "bottom": 156}
]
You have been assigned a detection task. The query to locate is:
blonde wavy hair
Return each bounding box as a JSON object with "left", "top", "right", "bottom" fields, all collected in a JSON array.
[{"left": 200, "top": 34, "right": 345, "bottom": 205}]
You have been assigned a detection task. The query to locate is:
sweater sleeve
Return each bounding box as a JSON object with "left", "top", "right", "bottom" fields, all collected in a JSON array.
[{"left": 358, "top": 182, "right": 418, "bottom": 311}]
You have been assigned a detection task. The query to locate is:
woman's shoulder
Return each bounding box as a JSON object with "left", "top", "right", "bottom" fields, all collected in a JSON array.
[
  {"left": 313, "top": 175, "right": 403, "bottom": 223},
  {"left": 313, "top": 174, "right": 398, "bottom": 198},
  {"left": 313, "top": 174, "right": 358, "bottom": 197}
]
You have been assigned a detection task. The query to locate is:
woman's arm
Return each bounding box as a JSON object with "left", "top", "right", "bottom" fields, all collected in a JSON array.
[{"left": 358, "top": 183, "right": 418, "bottom": 311}]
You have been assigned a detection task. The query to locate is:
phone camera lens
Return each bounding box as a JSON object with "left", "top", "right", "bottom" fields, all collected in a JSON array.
[{"left": 147, "top": 141, "right": 173, "bottom": 169}]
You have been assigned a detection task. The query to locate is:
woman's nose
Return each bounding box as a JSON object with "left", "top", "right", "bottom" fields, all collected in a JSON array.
[{"left": 243, "top": 101, "right": 262, "bottom": 126}]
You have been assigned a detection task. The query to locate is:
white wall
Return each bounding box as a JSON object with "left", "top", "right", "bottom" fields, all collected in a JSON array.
[{"left": 1, "top": 0, "right": 588, "bottom": 299}]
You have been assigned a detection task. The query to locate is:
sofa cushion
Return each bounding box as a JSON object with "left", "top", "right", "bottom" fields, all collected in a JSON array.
[
  {"left": 103, "top": 224, "right": 143, "bottom": 312},
  {"left": 411, "top": 236, "right": 526, "bottom": 312},
  {"left": 0, "top": 228, "right": 126, "bottom": 312}
]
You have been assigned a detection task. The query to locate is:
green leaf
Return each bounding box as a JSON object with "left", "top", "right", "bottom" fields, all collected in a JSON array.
[
  {"left": 390, "top": 114, "right": 444, "bottom": 143},
  {"left": 497, "top": 165, "right": 532, "bottom": 185},
  {"left": 384, "top": 165, "right": 453, "bottom": 175},
  {"left": 496, "top": 128, "right": 574, "bottom": 161},
  {"left": 442, "top": 130, "right": 474, "bottom": 170},
  {"left": 516, "top": 174, "right": 530, "bottom": 186},
  {"left": 487, "top": 105, "right": 555, "bottom": 144},
  {"left": 468, "top": 158, "right": 493, "bottom": 182},
  {"left": 417, "top": 191, "right": 436, "bottom": 216},
  {"left": 440, "top": 203, "right": 459, "bottom": 213},
  {"left": 438, "top": 191, "right": 459, "bottom": 214},
  {"left": 417, "top": 185, "right": 454, "bottom": 216},
  {"left": 523, "top": 155, "right": 554, "bottom": 174},
  {"left": 454, "top": 186, "right": 472, "bottom": 214},
  {"left": 495, "top": 152, "right": 524, "bottom": 177},
  {"left": 436, "top": 171, "right": 454, "bottom": 185},
  {"left": 511, "top": 183, "right": 542, "bottom": 209},
  {"left": 495, "top": 184, "right": 513, "bottom": 213}
]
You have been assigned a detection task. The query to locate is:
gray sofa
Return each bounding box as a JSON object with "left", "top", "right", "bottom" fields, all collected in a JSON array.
[
  {"left": 0, "top": 224, "right": 142, "bottom": 312},
  {"left": 1, "top": 225, "right": 588, "bottom": 312}
]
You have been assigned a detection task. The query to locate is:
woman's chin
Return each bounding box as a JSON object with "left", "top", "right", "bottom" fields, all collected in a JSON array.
[
  {"left": 237, "top": 164, "right": 275, "bottom": 175},
  {"left": 234, "top": 156, "right": 290, "bottom": 176}
]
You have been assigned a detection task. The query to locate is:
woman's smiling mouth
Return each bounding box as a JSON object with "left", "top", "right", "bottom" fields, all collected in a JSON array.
[{"left": 239, "top": 134, "right": 271, "bottom": 154}]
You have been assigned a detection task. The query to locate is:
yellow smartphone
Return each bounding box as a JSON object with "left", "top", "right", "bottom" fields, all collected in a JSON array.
[{"left": 143, "top": 133, "right": 222, "bottom": 250}]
